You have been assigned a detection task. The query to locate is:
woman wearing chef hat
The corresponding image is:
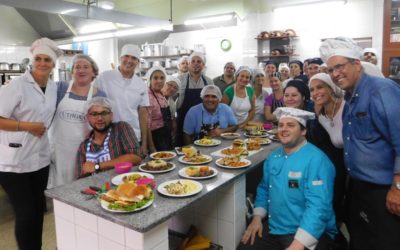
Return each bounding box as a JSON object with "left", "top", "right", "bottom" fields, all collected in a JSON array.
[
  {"left": 47, "top": 54, "right": 106, "bottom": 188},
  {"left": 0, "top": 37, "right": 63, "bottom": 250}
]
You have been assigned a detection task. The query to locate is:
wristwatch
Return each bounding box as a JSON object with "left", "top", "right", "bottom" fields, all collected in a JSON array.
[
  {"left": 94, "top": 164, "right": 100, "bottom": 173},
  {"left": 394, "top": 182, "right": 400, "bottom": 190}
]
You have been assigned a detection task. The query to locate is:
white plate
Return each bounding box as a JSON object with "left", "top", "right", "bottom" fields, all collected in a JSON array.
[
  {"left": 175, "top": 146, "right": 196, "bottom": 155},
  {"left": 150, "top": 151, "right": 177, "bottom": 161},
  {"left": 244, "top": 132, "right": 268, "bottom": 138},
  {"left": 178, "top": 166, "right": 218, "bottom": 180},
  {"left": 244, "top": 138, "right": 272, "bottom": 145},
  {"left": 267, "top": 129, "right": 278, "bottom": 135},
  {"left": 220, "top": 133, "right": 240, "bottom": 139},
  {"left": 100, "top": 197, "right": 153, "bottom": 213},
  {"left": 157, "top": 179, "right": 203, "bottom": 197},
  {"left": 194, "top": 139, "right": 221, "bottom": 147},
  {"left": 111, "top": 172, "right": 155, "bottom": 186},
  {"left": 138, "top": 162, "right": 176, "bottom": 174},
  {"left": 269, "top": 134, "right": 280, "bottom": 142},
  {"left": 215, "top": 158, "right": 252, "bottom": 169},
  {"left": 178, "top": 155, "right": 213, "bottom": 165}
]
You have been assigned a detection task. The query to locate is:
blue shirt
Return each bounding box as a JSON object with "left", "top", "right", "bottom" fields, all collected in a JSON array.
[
  {"left": 183, "top": 103, "right": 237, "bottom": 136},
  {"left": 342, "top": 73, "right": 400, "bottom": 185},
  {"left": 254, "top": 142, "right": 337, "bottom": 240}
]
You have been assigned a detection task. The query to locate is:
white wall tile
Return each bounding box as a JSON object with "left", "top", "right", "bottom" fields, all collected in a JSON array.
[
  {"left": 125, "top": 222, "right": 168, "bottom": 250},
  {"left": 218, "top": 220, "right": 235, "bottom": 250},
  {"left": 151, "top": 239, "right": 169, "bottom": 250},
  {"left": 53, "top": 199, "right": 74, "bottom": 222},
  {"left": 125, "top": 227, "right": 144, "bottom": 249},
  {"left": 54, "top": 216, "right": 76, "bottom": 250},
  {"left": 98, "top": 217, "right": 125, "bottom": 245},
  {"left": 98, "top": 236, "right": 125, "bottom": 250},
  {"left": 74, "top": 208, "right": 97, "bottom": 233},
  {"left": 76, "top": 225, "right": 99, "bottom": 250},
  {"left": 217, "top": 192, "right": 235, "bottom": 223}
]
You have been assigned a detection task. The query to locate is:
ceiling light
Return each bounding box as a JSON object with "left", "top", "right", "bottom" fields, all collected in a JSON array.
[
  {"left": 115, "top": 25, "right": 173, "bottom": 37},
  {"left": 73, "top": 32, "right": 114, "bottom": 42},
  {"left": 79, "top": 23, "right": 116, "bottom": 34},
  {"left": 273, "top": 0, "right": 347, "bottom": 12},
  {"left": 184, "top": 13, "right": 235, "bottom": 25},
  {"left": 98, "top": 1, "right": 115, "bottom": 10}
]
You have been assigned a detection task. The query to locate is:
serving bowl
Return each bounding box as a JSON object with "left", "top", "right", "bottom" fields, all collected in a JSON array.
[{"left": 115, "top": 162, "right": 133, "bottom": 174}]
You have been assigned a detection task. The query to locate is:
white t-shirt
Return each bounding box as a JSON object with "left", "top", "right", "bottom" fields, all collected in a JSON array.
[
  {"left": 0, "top": 71, "right": 57, "bottom": 172},
  {"left": 96, "top": 69, "right": 149, "bottom": 141},
  {"left": 318, "top": 100, "right": 345, "bottom": 148}
]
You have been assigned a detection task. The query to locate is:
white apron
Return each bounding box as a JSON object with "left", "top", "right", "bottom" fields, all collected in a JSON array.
[
  {"left": 231, "top": 87, "right": 251, "bottom": 124},
  {"left": 48, "top": 82, "right": 94, "bottom": 188}
]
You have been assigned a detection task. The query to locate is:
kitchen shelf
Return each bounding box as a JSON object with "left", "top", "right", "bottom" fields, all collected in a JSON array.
[
  {"left": 256, "top": 32, "right": 299, "bottom": 64},
  {"left": 141, "top": 53, "right": 191, "bottom": 60},
  {"left": 255, "top": 35, "right": 298, "bottom": 41},
  {"left": 256, "top": 54, "right": 299, "bottom": 58},
  {"left": 62, "top": 49, "right": 83, "bottom": 56}
]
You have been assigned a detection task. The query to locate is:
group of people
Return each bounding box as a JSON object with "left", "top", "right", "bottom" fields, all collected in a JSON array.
[{"left": 0, "top": 34, "right": 398, "bottom": 250}]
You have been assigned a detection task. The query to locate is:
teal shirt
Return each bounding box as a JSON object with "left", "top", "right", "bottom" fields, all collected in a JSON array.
[{"left": 254, "top": 142, "right": 337, "bottom": 240}]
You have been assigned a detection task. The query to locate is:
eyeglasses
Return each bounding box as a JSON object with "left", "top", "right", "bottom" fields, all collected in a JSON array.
[
  {"left": 88, "top": 111, "right": 111, "bottom": 118},
  {"left": 327, "top": 61, "right": 350, "bottom": 75}
]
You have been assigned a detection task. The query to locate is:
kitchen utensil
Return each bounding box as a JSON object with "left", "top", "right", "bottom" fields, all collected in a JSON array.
[
  {"left": 0, "top": 62, "right": 9, "bottom": 70},
  {"left": 10, "top": 63, "right": 21, "bottom": 71}
]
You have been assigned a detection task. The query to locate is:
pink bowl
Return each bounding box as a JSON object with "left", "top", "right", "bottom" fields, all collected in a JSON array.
[{"left": 115, "top": 162, "right": 133, "bottom": 174}]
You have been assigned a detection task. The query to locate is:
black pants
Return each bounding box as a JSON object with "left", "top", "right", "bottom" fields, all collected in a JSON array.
[
  {"left": 346, "top": 178, "right": 400, "bottom": 250},
  {"left": 237, "top": 221, "right": 333, "bottom": 250},
  {"left": 151, "top": 125, "right": 173, "bottom": 151},
  {"left": 0, "top": 166, "right": 49, "bottom": 250}
]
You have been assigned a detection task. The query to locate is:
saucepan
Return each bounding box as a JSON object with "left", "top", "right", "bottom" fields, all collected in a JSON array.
[{"left": 0, "top": 62, "right": 9, "bottom": 70}]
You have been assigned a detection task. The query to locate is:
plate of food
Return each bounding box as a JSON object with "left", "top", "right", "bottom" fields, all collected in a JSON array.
[
  {"left": 220, "top": 132, "right": 240, "bottom": 140},
  {"left": 99, "top": 183, "right": 154, "bottom": 213},
  {"left": 150, "top": 151, "right": 176, "bottom": 161},
  {"left": 178, "top": 154, "right": 212, "bottom": 165},
  {"left": 216, "top": 156, "right": 252, "bottom": 169},
  {"left": 139, "top": 160, "right": 176, "bottom": 173},
  {"left": 111, "top": 172, "right": 154, "bottom": 186},
  {"left": 194, "top": 138, "right": 221, "bottom": 147},
  {"left": 157, "top": 179, "right": 203, "bottom": 197},
  {"left": 244, "top": 137, "right": 272, "bottom": 145},
  {"left": 266, "top": 128, "right": 278, "bottom": 135},
  {"left": 175, "top": 146, "right": 195, "bottom": 155},
  {"left": 244, "top": 129, "right": 268, "bottom": 138},
  {"left": 269, "top": 134, "right": 280, "bottom": 142},
  {"left": 178, "top": 166, "right": 218, "bottom": 180}
]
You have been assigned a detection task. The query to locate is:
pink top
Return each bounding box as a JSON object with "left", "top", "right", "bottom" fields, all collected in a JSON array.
[{"left": 148, "top": 88, "right": 169, "bottom": 131}]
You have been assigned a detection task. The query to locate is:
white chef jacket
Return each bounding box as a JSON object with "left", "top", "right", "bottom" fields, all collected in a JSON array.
[
  {"left": 96, "top": 69, "right": 149, "bottom": 141},
  {"left": 0, "top": 71, "right": 57, "bottom": 173}
]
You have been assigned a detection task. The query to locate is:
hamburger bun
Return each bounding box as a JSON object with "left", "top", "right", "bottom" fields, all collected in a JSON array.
[{"left": 232, "top": 139, "right": 245, "bottom": 148}]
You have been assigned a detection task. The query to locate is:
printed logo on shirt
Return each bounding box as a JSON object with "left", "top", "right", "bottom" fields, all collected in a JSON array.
[
  {"left": 59, "top": 110, "right": 87, "bottom": 123},
  {"left": 288, "top": 171, "right": 302, "bottom": 178}
]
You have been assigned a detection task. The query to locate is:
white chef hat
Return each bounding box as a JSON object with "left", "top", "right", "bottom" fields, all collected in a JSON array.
[
  {"left": 30, "top": 37, "right": 63, "bottom": 63},
  {"left": 86, "top": 96, "right": 113, "bottom": 113},
  {"left": 309, "top": 73, "right": 344, "bottom": 98},
  {"left": 278, "top": 63, "right": 289, "bottom": 72},
  {"left": 273, "top": 107, "right": 315, "bottom": 127},
  {"left": 252, "top": 68, "right": 265, "bottom": 79},
  {"left": 319, "top": 37, "right": 363, "bottom": 62},
  {"left": 200, "top": 85, "right": 222, "bottom": 100},
  {"left": 120, "top": 44, "right": 141, "bottom": 59},
  {"left": 361, "top": 61, "right": 384, "bottom": 78},
  {"left": 146, "top": 66, "right": 167, "bottom": 85},
  {"left": 166, "top": 75, "right": 181, "bottom": 89},
  {"left": 235, "top": 66, "right": 252, "bottom": 79},
  {"left": 189, "top": 51, "right": 206, "bottom": 64},
  {"left": 363, "top": 48, "right": 377, "bottom": 56}
]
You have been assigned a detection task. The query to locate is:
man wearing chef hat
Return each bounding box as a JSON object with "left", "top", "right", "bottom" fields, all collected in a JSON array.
[
  {"left": 361, "top": 47, "right": 378, "bottom": 65},
  {"left": 320, "top": 37, "right": 400, "bottom": 250},
  {"left": 96, "top": 44, "right": 150, "bottom": 155},
  {"left": 239, "top": 107, "right": 336, "bottom": 250},
  {"left": 183, "top": 85, "right": 237, "bottom": 145},
  {"left": 176, "top": 51, "right": 213, "bottom": 146}
]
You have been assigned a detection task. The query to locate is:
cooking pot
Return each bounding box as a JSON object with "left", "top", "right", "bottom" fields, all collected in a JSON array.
[
  {"left": 10, "top": 63, "right": 21, "bottom": 71},
  {"left": 0, "top": 62, "right": 9, "bottom": 70}
]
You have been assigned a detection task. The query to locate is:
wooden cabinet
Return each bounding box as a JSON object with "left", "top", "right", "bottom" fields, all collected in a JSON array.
[
  {"left": 382, "top": 0, "right": 400, "bottom": 82},
  {"left": 256, "top": 36, "right": 299, "bottom": 65}
]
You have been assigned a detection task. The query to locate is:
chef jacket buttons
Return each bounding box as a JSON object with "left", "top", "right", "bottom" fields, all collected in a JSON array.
[
  {"left": 345, "top": 152, "right": 348, "bottom": 156},
  {"left": 346, "top": 137, "right": 350, "bottom": 140},
  {"left": 268, "top": 215, "right": 271, "bottom": 218},
  {"left": 348, "top": 122, "right": 351, "bottom": 125},
  {"left": 268, "top": 200, "right": 270, "bottom": 203},
  {"left": 269, "top": 185, "right": 272, "bottom": 189}
]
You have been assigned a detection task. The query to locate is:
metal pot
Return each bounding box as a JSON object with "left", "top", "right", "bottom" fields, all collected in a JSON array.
[
  {"left": 10, "top": 63, "right": 21, "bottom": 71},
  {"left": 0, "top": 62, "right": 9, "bottom": 70}
]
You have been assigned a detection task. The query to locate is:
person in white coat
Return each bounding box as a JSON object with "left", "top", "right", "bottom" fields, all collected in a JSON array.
[
  {"left": 0, "top": 37, "right": 62, "bottom": 250},
  {"left": 48, "top": 54, "right": 106, "bottom": 188}
]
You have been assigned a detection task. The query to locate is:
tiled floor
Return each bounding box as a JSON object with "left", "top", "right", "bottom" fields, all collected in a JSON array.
[{"left": 0, "top": 199, "right": 57, "bottom": 250}]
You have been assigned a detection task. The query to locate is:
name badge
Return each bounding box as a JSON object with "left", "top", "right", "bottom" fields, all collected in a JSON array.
[
  {"left": 288, "top": 171, "right": 302, "bottom": 178},
  {"left": 312, "top": 180, "right": 323, "bottom": 186}
]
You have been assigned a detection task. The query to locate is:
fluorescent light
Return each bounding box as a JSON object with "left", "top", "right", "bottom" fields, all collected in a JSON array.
[
  {"left": 98, "top": 1, "right": 114, "bottom": 10},
  {"left": 273, "top": 0, "right": 347, "bottom": 12},
  {"left": 73, "top": 32, "right": 114, "bottom": 42},
  {"left": 184, "top": 13, "right": 234, "bottom": 25},
  {"left": 79, "top": 23, "right": 116, "bottom": 34}
]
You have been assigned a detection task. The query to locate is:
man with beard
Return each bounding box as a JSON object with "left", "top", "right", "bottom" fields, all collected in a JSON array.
[
  {"left": 75, "top": 97, "right": 143, "bottom": 178},
  {"left": 213, "top": 61, "right": 236, "bottom": 93},
  {"left": 96, "top": 44, "right": 149, "bottom": 155},
  {"left": 183, "top": 85, "right": 237, "bottom": 145},
  {"left": 320, "top": 37, "right": 400, "bottom": 250},
  {"left": 176, "top": 52, "right": 213, "bottom": 146},
  {"left": 238, "top": 107, "right": 336, "bottom": 250}
]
